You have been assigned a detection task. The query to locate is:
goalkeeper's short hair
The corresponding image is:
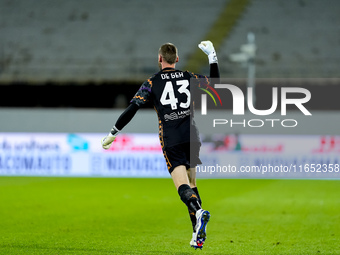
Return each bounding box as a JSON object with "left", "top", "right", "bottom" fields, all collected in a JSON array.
[{"left": 159, "top": 43, "right": 178, "bottom": 64}]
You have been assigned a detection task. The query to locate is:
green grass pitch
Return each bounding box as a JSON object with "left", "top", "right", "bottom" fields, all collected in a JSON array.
[{"left": 0, "top": 177, "right": 339, "bottom": 254}]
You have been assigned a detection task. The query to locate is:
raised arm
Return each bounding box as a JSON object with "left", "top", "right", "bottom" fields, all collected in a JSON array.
[{"left": 198, "top": 41, "right": 220, "bottom": 78}]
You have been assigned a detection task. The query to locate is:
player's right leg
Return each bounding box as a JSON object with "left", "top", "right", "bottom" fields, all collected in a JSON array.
[{"left": 187, "top": 167, "right": 197, "bottom": 188}]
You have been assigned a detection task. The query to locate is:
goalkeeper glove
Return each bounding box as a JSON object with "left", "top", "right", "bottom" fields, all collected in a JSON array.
[
  {"left": 198, "top": 40, "right": 218, "bottom": 64},
  {"left": 101, "top": 126, "right": 120, "bottom": 150}
]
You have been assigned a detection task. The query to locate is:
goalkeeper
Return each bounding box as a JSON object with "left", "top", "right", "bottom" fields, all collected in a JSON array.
[{"left": 102, "top": 41, "right": 220, "bottom": 249}]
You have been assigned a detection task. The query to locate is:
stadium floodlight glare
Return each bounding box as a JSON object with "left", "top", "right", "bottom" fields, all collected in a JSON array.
[
  {"left": 229, "top": 32, "right": 257, "bottom": 63},
  {"left": 240, "top": 43, "right": 256, "bottom": 57},
  {"left": 229, "top": 32, "right": 257, "bottom": 105},
  {"left": 229, "top": 52, "right": 249, "bottom": 63}
]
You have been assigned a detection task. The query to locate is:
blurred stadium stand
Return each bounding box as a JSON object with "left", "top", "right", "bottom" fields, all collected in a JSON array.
[
  {"left": 0, "top": 0, "right": 227, "bottom": 82},
  {"left": 0, "top": 0, "right": 339, "bottom": 109},
  {"left": 216, "top": 0, "right": 340, "bottom": 78}
]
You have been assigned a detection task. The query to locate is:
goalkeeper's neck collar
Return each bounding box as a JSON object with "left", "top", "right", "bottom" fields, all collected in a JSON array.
[{"left": 161, "top": 67, "right": 176, "bottom": 71}]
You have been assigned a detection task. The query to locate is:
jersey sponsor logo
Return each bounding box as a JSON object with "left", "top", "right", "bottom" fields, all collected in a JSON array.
[
  {"left": 164, "top": 112, "right": 178, "bottom": 121},
  {"left": 164, "top": 109, "right": 191, "bottom": 122}
]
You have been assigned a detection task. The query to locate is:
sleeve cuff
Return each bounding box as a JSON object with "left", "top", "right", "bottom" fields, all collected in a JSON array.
[{"left": 110, "top": 126, "right": 120, "bottom": 136}]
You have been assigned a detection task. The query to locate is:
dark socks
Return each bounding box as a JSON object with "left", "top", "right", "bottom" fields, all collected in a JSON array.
[
  {"left": 189, "top": 187, "right": 202, "bottom": 232},
  {"left": 177, "top": 184, "right": 203, "bottom": 232},
  {"left": 188, "top": 211, "right": 196, "bottom": 232},
  {"left": 178, "top": 184, "right": 201, "bottom": 213},
  {"left": 192, "top": 187, "right": 202, "bottom": 206}
]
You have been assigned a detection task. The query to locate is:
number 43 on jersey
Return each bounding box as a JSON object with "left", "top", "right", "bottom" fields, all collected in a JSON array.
[{"left": 160, "top": 80, "right": 190, "bottom": 110}]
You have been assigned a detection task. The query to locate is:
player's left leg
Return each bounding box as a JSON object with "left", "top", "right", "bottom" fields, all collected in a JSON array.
[
  {"left": 171, "top": 166, "right": 210, "bottom": 249},
  {"left": 186, "top": 168, "right": 202, "bottom": 232},
  {"left": 171, "top": 165, "right": 201, "bottom": 214},
  {"left": 186, "top": 167, "right": 209, "bottom": 249}
]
